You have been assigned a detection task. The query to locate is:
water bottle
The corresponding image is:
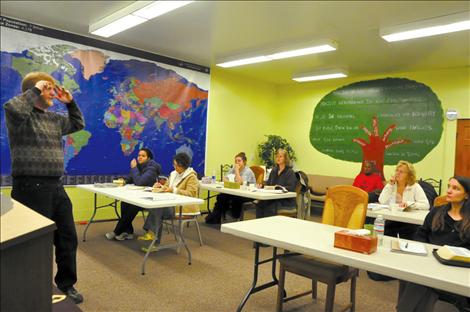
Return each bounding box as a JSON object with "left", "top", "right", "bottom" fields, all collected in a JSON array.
[
  {"left": 211, "top": 170, "right": 216, "bottom": 184},
  {"left": 374, "top": 215, "right": 385, "bottom": 246}
]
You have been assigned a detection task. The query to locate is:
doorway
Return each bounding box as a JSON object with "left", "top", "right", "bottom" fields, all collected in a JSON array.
[{"left": 454, "top": 119, "right": 470, "bottom": 177}]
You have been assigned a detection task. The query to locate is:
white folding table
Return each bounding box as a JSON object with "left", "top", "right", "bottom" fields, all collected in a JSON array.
[
  {"left": 366, "top": 207, "right": 428, "bottom": 225},
  {"left": 78, "top": 184, "right": 204, "bottom": 274},
  {"left": 221, "top": 216, "right": 470, "bottom": 311},
  {"left": 199, "top": 182, "right": 297, "bottom": 220}
]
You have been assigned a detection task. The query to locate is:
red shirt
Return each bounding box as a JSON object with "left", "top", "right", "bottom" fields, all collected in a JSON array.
[{"left": 353, "top": 173, "right": 384, "bottom": 193}]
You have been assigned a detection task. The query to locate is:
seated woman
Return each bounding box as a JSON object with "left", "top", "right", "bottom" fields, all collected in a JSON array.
[
  {"left": 255, "top": 148, "right": 297, "bottom": 219},
  {"left": 379, "top": 160, "right": 429, "bottom": 239},
  {"left": 205, "top": 152, "right": 256, "bottom": 224},
  {"left": 105, "top": 148, "right": 161, "bottom": 240},
  {"left": 397, "top": 176, "right": 470, "bottom": 312},
  {"left": 138, "top": 152, "right": 199, "bottom": 245}
]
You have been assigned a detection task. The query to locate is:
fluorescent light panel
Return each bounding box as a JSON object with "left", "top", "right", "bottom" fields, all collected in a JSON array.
[
  {"left": 381, "top": 11, "right": 470, "bottom": 42},
  {"left": 216, "top": 43, "right": 336, "bottom": 68},
  {"left": 90, "top": 1, "right": 193, "bottom": 37},
  {"left": 133, "top": 1, "right": 193, "bottom": 19},
  {"left": 292, "top": 70, "right": 347, "bottom": 82},
  {"left": 91, "top": 15, "right": 147, "bottom": 38}
]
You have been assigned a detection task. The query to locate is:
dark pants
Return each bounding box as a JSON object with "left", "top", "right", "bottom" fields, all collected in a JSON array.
[
  {"left": 113, "top": 202, "right": 141, "bottom": 235},
  {"left": 218, "top": 194, "right": 252, "bottom": 218},
  {"left": 255, "top": 200, "right": 295, "bottom": 219},
  {"left": 397, "top": 281, "right": 438, "bottom": 312},
  {"left": 205, "top": 194, "right": 252, "bottom": 223},
  {"left": 12, "top": 176, "right": 78, "bottom": 291}
]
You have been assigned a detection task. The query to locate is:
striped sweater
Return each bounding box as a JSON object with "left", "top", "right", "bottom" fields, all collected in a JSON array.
[{"left": 3, "top": 88, "right": 85, "bottom": 177}]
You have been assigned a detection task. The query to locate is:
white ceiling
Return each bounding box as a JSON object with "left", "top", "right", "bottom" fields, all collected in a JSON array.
[{"left": 1, "top": 1, "right": 469, "bottom": 85}]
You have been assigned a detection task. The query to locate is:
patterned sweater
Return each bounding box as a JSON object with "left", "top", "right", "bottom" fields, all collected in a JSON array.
[{"left": 3, "top": 88, "right": 85, "bottom": 177}]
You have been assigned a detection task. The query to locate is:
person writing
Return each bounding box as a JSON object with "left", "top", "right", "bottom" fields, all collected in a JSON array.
[
  {"left": 3, "top": 72, "right": 85, "bottom": 303},
  {"left": 105, "top": 148, "right": 161, "bottom": 241},
  {"left": 397, "top": 176, "right": 470, "bottom": 312},
  {"left": 138, "top": 152, "right": 199, "bottom": 250},
  {"left": 205, "top": 152, "right": 256, "bottom": 224},
  {"left": 378, "top": 160, "right": 429, "bottom": 239},
  {"left": 255, "top": 149, "right": 297, "bottom": 218}
]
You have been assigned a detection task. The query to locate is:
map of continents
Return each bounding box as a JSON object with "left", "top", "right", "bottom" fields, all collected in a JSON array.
[{"left": 1, "top": 42, "right": 209, "bottom": 176}]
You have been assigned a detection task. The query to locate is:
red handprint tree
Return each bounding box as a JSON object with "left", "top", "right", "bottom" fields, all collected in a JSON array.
[
  {"left": 352, "top": 116, "right": 410, "bottom": 178},
  {"left": 309, "top": 78, "right": 443, "bottom": 175}
]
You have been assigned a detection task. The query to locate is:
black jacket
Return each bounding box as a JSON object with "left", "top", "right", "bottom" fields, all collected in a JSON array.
[{"left": 414, "top": 205, "right": 470, "bottom": 248}]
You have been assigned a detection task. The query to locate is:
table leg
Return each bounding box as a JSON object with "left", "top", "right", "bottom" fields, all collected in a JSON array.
[
  {"left": 82, "top": 194, "right": 120, "bottom": 242},
  {"left": 177, "top": 206, "right": 192, "bottom": 265},
  {"left": 140, "top": 207, "right": 192, "bottom": 274},
  {"left": 236, "top": 244, "right": 279, "bottom": 312},
  {"left": 141, "top": 236, "right": 159, "bottom": 275}
]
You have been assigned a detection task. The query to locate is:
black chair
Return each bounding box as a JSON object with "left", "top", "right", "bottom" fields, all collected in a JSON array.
[
  {"left": 419, "top": 178, "right": 442, "bottom": 195},
  {"left": 418, "top": 179, "right": 439, "bottom": 207}
]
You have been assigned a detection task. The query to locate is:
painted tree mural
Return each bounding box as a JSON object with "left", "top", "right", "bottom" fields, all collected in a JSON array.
[{"left": 310, "top": 78, "right": 443, "bottom": 178}]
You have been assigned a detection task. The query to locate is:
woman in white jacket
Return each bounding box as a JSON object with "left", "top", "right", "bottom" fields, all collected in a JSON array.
[{"left": 379, "top": 160, "right": 429, "bottom": 239}]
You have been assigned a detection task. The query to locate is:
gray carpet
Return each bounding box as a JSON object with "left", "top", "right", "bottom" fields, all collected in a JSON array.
[{"left": 70, "top": 214, "right": 456, "bottom": 312}]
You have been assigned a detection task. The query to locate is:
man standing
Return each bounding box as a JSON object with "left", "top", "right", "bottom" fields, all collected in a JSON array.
[{"left": 3, "top": 72, "right": 85, "bottom": 303}]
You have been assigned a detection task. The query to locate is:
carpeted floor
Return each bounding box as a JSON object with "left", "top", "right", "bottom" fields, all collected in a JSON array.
[{"left": 70, "top": 213, "right": 457, "bottom": 312}]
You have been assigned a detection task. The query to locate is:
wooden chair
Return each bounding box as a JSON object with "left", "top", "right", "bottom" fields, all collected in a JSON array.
[
  {"left": 277, "top": 185, "right": 369, "bottom": 312},
  {"left": 250, "top": 165, "right": 265, "bottom": 185},
  {"left": 434, "top": 195, "right": 447, "bottom": 207}
]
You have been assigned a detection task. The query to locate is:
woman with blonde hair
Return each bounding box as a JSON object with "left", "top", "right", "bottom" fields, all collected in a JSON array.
[{"left": 379, "top": 160, "right": 429, "bottom": 239}]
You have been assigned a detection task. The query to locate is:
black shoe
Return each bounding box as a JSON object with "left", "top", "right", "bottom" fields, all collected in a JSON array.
[{"left": 60, "top": 287, "right": 83, "bottom": 304}]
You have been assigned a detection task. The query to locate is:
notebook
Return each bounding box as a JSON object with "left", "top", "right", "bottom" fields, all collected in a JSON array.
[{"left": 391, "top": 240, "right": 428, "bottom": 256}]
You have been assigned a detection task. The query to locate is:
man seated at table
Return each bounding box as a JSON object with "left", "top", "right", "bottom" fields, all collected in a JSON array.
[
  {"left": 353, "top": 160, "right": 384, "bottom": 202},
  {"left": 205, "top": 152, "right": 256, "bottom": 224}
]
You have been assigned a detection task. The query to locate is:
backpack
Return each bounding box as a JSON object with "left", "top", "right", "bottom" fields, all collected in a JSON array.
[{"left": 295, "top": 171, "right": 311, "bottom": 220}]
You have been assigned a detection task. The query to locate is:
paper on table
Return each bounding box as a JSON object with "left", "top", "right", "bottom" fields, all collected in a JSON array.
[
  {"left": 126, "top": 185, "right": 145, "bottom": 190},
  {"left": 367, "top": 203, "right": 389, "bottom": 210},
  {"left": 141, "top": 193, "right": 177, "bottom": 201},
  {"left": 391, "top": 240, "right": 428, "bottom": 255},
  {"left": 252, "top": 189, "right": 284, "bottom": 194}
]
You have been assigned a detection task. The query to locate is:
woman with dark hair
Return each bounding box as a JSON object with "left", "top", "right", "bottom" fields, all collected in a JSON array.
[
  {"left": 105, "top": 148, "right": 161, "bottom": 240},
  {"left": 138, "top": 152, "right": 199, "bottom": 246},
  {"left": 397, "top": 176, "right": 470, "bottom": 312},
  {"left": 205, "top": 152, "right": 256, "bottom": 224},
  {"left": 255, "top": 148, "right": 297, "bottom": 218}
]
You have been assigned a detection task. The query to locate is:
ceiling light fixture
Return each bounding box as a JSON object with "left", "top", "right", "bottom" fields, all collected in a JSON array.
[
  {"left": 292, "top": 69, "right": 348, "bottom": 82},
  {"left": 90, "top": 1, "right": 193, "bottom": 38},
  {"left": 216, "top": 41, "right": 337, "bottom": 68},
  {"left": 381, "top": 11, "right": 470, "bottom": 42}
]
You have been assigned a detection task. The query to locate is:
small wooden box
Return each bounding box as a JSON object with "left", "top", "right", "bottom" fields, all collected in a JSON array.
[
  {"left": 334, "top": 230, "right": 377, "bottom": 254},
  {"left": 224, "top": 181, "right": 240, "bottom": 189}
]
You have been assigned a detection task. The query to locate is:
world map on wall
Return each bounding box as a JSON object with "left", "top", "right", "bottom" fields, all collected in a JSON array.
[{"left": 0, "top": 26, "right": 209, "bottom": 180}]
